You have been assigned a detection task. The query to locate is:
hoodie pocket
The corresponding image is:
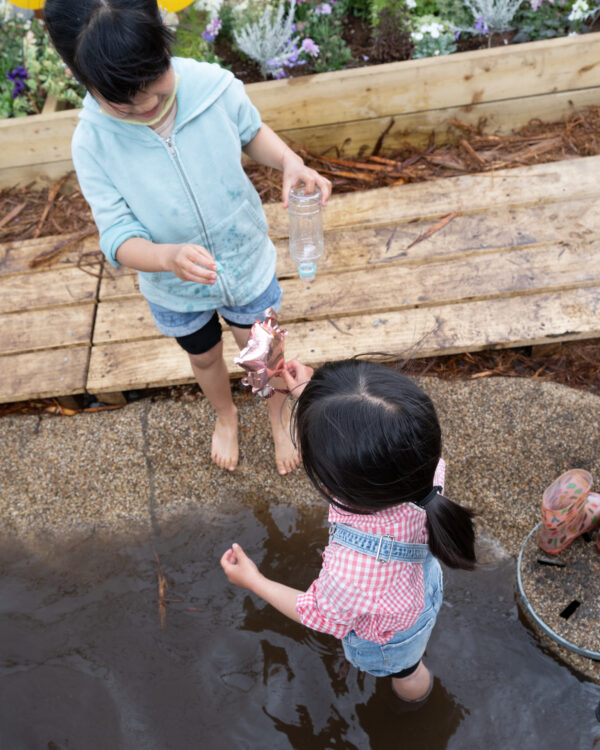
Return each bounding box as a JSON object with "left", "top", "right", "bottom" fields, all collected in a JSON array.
[{"left": 209, "top": 199, "right": 268, "bottom": 262}]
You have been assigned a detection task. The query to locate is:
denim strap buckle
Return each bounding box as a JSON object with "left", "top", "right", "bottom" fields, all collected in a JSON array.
[{"left": 375, "top": 534, "right": 395, "bottom": 564}]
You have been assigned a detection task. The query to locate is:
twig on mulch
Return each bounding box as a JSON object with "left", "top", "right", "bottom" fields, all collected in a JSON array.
[
  {"left": 405, "top": 211, "right": 460, "bottom": 250},
  {"left": 0, "top": 172, "right": 94, "bottom": 244},
  {"left": 33, "top": 173, "right": 71, "bottom": 239},
  {"left": 29, "top": 227, "right": 98, "bottom": 268}
]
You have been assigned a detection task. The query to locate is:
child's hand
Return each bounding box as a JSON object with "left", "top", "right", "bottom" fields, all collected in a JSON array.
[
  {"left": 282, "top": 151, "right": 331, "bottom": 209},
  {"left": 282, "top": 359, "right": 314, "bottom": 397},
  {"left": 165, "top": 243, "right": 218, "bottom": 284},
  {"left": 220, "top": 543, "right": 262, "bottom": 590}
]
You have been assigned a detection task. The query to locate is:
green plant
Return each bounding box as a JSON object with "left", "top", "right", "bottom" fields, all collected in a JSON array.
[
  {"left": 233, "top": 0, "right": 298, "bottom": 78},
  {"left": 371, "top": 0, "right": 414, "bottom": 61},
  {"left": 567, "top": 0, "right": 600, "bottom": 32},
  {"left": 371, "top": 0, "right": 422, "bottom": 23},
  {"left": 300, "top": 2, "right": 354, "bottom": 72},
  {"left": 337, "top": 0, "right": 373, "bottom": 20},
  {"left": 459, "top": 0, "right": 522, "bottom": 37},
  {"left": 512, "top": 0, "right": 571, "bottom": 42},
  {"left": 0, "top": 17, "right": 28, "bottom": 118},
  {"left": 174, "top": 7, "right": 223, "bottom": 63},
  {"left": 0, "top": 16, "right": 85, "bottom": 119},
  {"left": 412, "top": 0, "right": 443, "bottom": 15},
  {"left": 23, "top": 20, "right": 85, "bottom": 111},
  {"left": 412, "top": 15, "right": 457, "bottom": 56},
  {"left": 435, "top": 0, "right": 473, "bottom": 28},
  {"left": 229, "top": 0, "right": 282, "bottom": 27}
]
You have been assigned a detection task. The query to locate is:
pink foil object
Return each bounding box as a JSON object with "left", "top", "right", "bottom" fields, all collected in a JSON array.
[{"left": 234, "top": 309, "right": 287, "bottom": 397}]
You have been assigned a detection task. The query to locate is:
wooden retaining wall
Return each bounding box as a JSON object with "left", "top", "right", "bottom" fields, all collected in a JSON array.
[{"left": 1, "top": 33, "right": 600, "bottom": 188}]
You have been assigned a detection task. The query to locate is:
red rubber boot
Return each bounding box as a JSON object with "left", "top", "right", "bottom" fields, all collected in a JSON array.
[{"left": 538, "top": 469, "right": 600, "bottom": 555}]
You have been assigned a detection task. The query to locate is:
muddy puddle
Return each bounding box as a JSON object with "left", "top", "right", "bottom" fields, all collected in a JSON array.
[{"left": 1, "top": 500, "right": 599, "bottom": 749}]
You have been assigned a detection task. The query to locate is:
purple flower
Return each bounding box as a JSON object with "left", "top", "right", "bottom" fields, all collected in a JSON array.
[
  {"left": 273, "top": 69, "right": 287, "bottom": 79},
  {"left": 315, "top": 2, "right": 332, "bottom": 13},
  {"left": 7, "top": 65, "right": 28, "bottom": 99},
  {"left": 202, "top": 17, "right": 222, "bottom": 43},
  {"left": 474, "top": 15, "right": 489, "bottom": 33},
  {"left": 301, "top": 37, "right": 320, "bottom": 57}
]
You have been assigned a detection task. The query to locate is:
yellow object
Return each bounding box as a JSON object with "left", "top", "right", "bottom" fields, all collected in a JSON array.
[
  {"left": 158, "top": 0, "right": 194, "bottom": 11},
  {"left": 7, "top": 0, "right": 196, "bottom": 11},
  {"left": 7, "top": 0, "right": 46, "bottom": 8}
]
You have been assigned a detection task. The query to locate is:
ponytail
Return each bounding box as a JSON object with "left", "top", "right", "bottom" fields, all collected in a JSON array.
[{"left": 420, "top": 490, "right": 476, "bottom": 570}]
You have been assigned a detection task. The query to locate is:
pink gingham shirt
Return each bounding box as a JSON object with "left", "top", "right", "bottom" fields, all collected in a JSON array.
[{"left": 296, "top": 460, "right": 446, "bottom": 644}]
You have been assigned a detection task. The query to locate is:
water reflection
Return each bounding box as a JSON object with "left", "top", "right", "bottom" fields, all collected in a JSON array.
[{"left": 0, "top": 501, "right": 598, "bottom": 749}]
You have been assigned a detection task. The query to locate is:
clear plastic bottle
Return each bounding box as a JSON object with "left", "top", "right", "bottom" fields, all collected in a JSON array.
[{"left": 288, "top": 185, "right": 324, "bottom": 282}]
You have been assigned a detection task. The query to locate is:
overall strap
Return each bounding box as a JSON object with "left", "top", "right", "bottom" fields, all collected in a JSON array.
[{"left": 329, "top": 522, "right": 429, "bottom": 564}]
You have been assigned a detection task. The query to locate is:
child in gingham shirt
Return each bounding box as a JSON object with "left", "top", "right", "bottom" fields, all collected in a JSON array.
[{"left": 222, "top": 359, "right": 475, "bottom": 702}]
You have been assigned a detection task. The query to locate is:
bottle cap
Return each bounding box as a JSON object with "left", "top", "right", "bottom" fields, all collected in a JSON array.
[{"left": 298, "top": 261, "right": 317, "bottom": 281}]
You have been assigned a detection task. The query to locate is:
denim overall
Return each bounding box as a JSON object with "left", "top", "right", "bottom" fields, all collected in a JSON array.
[{"left": 329, "top": 522, "right": 444, "bottom": 677}]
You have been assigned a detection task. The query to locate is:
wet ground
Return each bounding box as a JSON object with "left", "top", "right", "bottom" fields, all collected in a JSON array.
[{"left": 1, "top": 499, "right": 599, "bottom": 750}]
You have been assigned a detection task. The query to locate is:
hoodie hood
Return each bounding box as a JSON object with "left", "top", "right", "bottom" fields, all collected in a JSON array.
[{"left": 78, "top": 57, "right": 234, "bottom": 140}]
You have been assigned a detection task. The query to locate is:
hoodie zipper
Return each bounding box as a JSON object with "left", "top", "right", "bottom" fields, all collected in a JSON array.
[{"left": 164, "top": 135, "right": 234, "bottom": 305}]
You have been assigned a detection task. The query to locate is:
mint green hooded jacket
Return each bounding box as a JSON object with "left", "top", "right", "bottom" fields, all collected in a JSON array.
[{"left": 72, "top": 57, "right": 276, "bottom": 311}]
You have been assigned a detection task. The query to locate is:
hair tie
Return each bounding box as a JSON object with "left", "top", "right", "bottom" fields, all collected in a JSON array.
[{"left": 417, "top": 486, "right": 442, "bottom": 508}]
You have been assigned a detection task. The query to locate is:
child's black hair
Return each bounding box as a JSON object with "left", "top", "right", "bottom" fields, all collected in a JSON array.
[
  {"left": 293, "top": 360, "right": 476, "bottom": 570},
  {"left": 44, "top": 0, "right": 174, "bottom": 104}
]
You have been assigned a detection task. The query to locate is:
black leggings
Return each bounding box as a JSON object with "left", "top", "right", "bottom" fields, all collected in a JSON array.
[
  {"left": 390, "top": 661, "right": 420, "bottom": 679},
  {"left": 175, "top": 311, "right": 253, "bottom": 355}
]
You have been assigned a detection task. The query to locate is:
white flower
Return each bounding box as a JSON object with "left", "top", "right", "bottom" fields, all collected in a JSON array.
[
  {"left": 568, "top": 0, "right": 591, "bottom": 20},
  {"left": 193, "top": 0, "right": 224, "bottom": 14},
  {"left": 406, "top": 0, "right": 417, "bottom": 7},
  {"left": 411, "top": 31, "right": 424, "bottom": 40},
  {"left": 163, "top": 11, "right": 179, "bottom": 28}
]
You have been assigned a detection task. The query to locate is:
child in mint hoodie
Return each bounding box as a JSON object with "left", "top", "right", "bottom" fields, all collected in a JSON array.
[{"left": 44, "top": 0, "right": 331, "bottom": 474}]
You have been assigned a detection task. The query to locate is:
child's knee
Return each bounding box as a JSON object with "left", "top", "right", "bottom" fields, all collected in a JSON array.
[{"left": 187, "top": 341, "right": 222, "bottom": 370}]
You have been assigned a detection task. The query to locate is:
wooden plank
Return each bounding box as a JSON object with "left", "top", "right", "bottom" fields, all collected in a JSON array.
[
  {"left": 41, "top": 95, "right": 59, "bottom": 115},
  {"left": 99, "top": 195, "right": 600, "bottom": 300},
  {"left": 0, "top": 108, "right": 78, "bottom": 171},
  {"left": 264, "top": 155, "right": 600, "bottom": 236},
  {"left": 86, "top": 285, "right": 600, "bottom": 393},
  {"left": 92, "top": 239, "right": 599, "bottom": 344},
  {"left": 99, "top": 265, "right": 138, "bottom": 301},
  {"left": 5, "top": 90, "right": 600, "bottom": 186},
  {"left": 0, "top": 346, "right": 89, "bottom": 403},
  {"left": 0, "top": 266, "right": 99, "bottom": 314},
  {"left": 0, "top": 303, "right": 95, "bottom": 355},
  {"left": 0, "top": 233, "right": 99, "bottom": 277},
  {"left": 277, "top": 88, "right": 600, "bottom": 155},
  {"left": 0, "top": 160, "right": 75, "bottom": 190}
]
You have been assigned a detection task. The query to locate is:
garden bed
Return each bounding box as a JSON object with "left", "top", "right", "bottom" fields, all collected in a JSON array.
[{"left": 2, "top": 30, "right": 600, "bottom": 189}]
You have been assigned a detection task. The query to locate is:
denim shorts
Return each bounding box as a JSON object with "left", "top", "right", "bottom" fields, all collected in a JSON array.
[
  {"left": 146, "top": 274, "right": 282, "bottom": 338},
  {"left": 341, "top": 555, "right": 443, "bottom": 677}
]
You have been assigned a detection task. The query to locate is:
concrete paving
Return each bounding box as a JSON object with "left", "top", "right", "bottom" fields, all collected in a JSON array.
[{"left": 1, "top": 376, "right": 599, "bottom": 679}]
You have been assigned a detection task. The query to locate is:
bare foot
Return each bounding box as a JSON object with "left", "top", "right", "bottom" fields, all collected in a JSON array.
[
  {"left": 211, "top": 406, "right": 239, "bottom": 471},
  {"left": 268, "top": 396, "right": 300, "bottom": 475}
]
